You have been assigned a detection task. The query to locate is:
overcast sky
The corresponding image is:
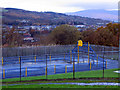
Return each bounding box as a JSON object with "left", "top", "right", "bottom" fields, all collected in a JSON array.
[{"left": 0, "top": 0, "right": 119, "bottom": 13}]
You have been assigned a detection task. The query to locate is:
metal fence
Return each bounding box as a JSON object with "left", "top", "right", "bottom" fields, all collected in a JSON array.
[
  {"left": 2, "top": 45, "right": 75, "bottom": 57},
  {"left": 2, "top": 44, "right": 119, "bottom": 60},
  {"left": 2, "top": 54, "right": 106, "bottom": 79},
  {"left": 2, "top": 43, "right": 119, "bottom": 79}
]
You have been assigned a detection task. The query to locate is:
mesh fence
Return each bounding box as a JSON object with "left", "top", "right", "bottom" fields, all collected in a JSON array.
[
  {"left": 2, "top": 45, "right": 75, "bottom": 57},
  {"left": 2, "top": 44, "right": 119, "bottom": 60},
  {"left": 2, "top": 44, "right": 119, "bottom": 79}
]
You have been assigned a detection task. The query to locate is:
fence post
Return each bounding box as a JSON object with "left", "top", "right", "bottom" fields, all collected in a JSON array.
[
  {"left": 70, "top": 51, "right": 72, "bottom": 64},
  {"left": 106, "top": 60, "right": 107, "bottom": 69},
  {"left": 2, "top": 57, "right": 3, "bottom": 66},
  {"left": 90, "top": 62, "right": 91, "bottom": 70},
  {"left": 35, "top": 55, "right": 36, "bottom": 64},
  {"left": 65, "top": 65, "right": 67, "bottom": 73},
  {"left": 26, "top": 67, "right": 27, "bottom": 77},
  {"left": 54, "top": 65, "right": 56, "bottom": 74},
  {"left": 64, "top": 53, "right": 65, "bottom": 61},
  {"left": 73, "top": 54, "right": 75, "bottom": 79},
  {"left": 88, "top": 42, "right": 89, "bottom": 64},
  {"left": 50, "top": 54, "right": 51, "bottom": 63},
  {"left": 45, "top": 67, "right": 47, "bottom": 76},
  {"left": 103, "top": 46, "right": 105, "bottom": 78},
  {"left": 19, "top": 56, "right": 20, "bottom": 64},
  {"left": 3, "top": 69, "right": 5, "bottom": 78},
  {"left": 82, "top": 50, "right": 84, "bottom": 63},
  {"left": 78, "top": 46, "right": 79, "bottom": 63},
  {"left": 97, "top": 55, "right": 98, "bottom": 65},
  {"left": 46, "top": 55, "right": 47, "bottom": 79},
  {"left": 20, "top": 56, "right": 21, "bottom": 82}
]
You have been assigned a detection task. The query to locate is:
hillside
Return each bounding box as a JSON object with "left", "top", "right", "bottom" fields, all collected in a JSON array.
[
  {"left": 2, "top": 8, "right": 110, "bottom": 26},
  {"left": 66, "top": 9, "right": 118, "bottom": 22}
]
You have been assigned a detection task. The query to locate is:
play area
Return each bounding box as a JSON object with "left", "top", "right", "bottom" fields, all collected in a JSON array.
[{"left": 1, "top": 40, "right": 119, "bottom": 79}]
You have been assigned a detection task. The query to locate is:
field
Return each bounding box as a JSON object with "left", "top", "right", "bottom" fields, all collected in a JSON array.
[
  {"left": 3, "top": 84, "right": 119, "bottom": 88},
  {"left": 2, "top": 68, "right": 119, "bottom": 88}
]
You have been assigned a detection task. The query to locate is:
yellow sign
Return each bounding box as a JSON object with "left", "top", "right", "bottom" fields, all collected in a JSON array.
[{"left": 78, "top": 40, "right": 83, "bottom": 47}]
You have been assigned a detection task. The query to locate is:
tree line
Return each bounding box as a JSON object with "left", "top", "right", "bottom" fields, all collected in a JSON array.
[
  {"left": 50, "top": 23, "right": 119, "bottom": 47},
  {"left": 81, "top": 23, "right": 119, "bottom": 47}
]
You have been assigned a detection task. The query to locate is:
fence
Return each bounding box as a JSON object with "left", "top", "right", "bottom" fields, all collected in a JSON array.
[
  {"left": 2, "top": 55, "right": 106, "bottom": 79},
  {"left": 2, "top": 43, "right": 119, "bottom": 79},
  {"left": 2, "top": 45, "right": 75, "bottom": 57},
  {"left": 2, "top": 44, "right": 119, "bottom": 60}
]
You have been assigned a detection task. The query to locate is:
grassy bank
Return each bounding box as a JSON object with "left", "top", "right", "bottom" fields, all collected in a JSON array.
[
  {"left": 2, "top": 68, "right": 119, "bottom": 82},
  {"left": 2, "top": 84, "right": 119, "bottom": 88}
]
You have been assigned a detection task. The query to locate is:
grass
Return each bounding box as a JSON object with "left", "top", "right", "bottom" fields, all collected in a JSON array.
[
  {"left": 2, "top": 84, "right": 119, "bottom": 88},
  {"left": 2, "top": 68, "right": 119, "bottom": 82},
  {"left": 2, "top": 68, "right": 119, "bottom": 88},
  {"left": 2, "top": 79, "right": 119, "bottom": 87}
]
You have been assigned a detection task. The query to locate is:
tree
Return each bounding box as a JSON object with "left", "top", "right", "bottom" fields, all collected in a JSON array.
[
  {"left": 81, "top": 30, "right": 95, "bottom": 44},
  {"left": 81, "top": 23, "right": 119, "bottom": 47},
  {"left": 50, "top": 24, "right": 81, "bottom": 45},
  {"left": 2, "top": 27, "right": 23, "bottom": 47},
  {"left": 95, "top": 28, "right": 114, "bottom": 46},
  {"left": 106, "top": 23, "right": 119, "bottom": 35}
]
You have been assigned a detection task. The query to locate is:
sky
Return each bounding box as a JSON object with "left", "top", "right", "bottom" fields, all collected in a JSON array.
[{"left": 0, "top": 0, "right": 119, "bottom": 13}]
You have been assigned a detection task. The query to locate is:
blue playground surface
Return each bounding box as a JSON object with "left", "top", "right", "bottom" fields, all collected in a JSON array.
[{"left": 1, "top": 42, "right": 119, "bottom": 79}]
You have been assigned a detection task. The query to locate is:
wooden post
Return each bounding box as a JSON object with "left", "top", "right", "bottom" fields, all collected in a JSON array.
[
  {"left": 35, "top": 55, "right": 36, "bottom": 64},
  {"left": 88, "top": 42, "right": 89, "bottom": 64},
  {"left": 65, "top": 65, "right": 67, "bottom": 73},
  {"left": 2, "top": 57, "right": 3, "bottom": 66},
  {"left": 64, "top": 53, "right": 65, "bottom": 61},
  {"left": 70, "top": 51, "right": 72, "bottom": 64},
  {"left": 106, "top": 60, "right": 107, "bottom": 68},
  {"left": 103, "top": 47, "right": 105, "bottom": 78},
  {"left": 45, "top": 67, "right": 48, "bottom": 77},
  {"left": 50, "top": 55, "right": 51, "bottom": 62},
  {"left": 26, "top": 67, "right": 27, "bottom": 77},
  {"left": 3, "top": 69, "right": 5, "bottom": 78},
  {"left": 54, "top": 65, "right": 56, "bottom": 73},
  {"left": 97, "top": 55, "right": 98, "bottom": 65},
  {"left": 46, "top": 55, "right": 47, "bottom": 79},
  {"left": 19, "top": 56, "right": 20, "bottom": 64},
  {"left": 20, "top": 56, "right": 21, "bottom": 82},
  {"left": 73, "top": 54, "right": 75, "bottom": 79},
  {"left": 90, "top": 62, "right": 91, "bottom": 70}
]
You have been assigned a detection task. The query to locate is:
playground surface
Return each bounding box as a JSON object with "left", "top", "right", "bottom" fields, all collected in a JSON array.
[
  {"left": 2, "top": 54, "right": 118, "bottom": 79},
  {"left": 1, "top": 42, "right": 119, "bottom": 79}
]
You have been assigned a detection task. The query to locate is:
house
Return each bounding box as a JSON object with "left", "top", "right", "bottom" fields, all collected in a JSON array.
[
  {"left": 23, "top": 33, "right": 31, "bottom": 37},
  {"left": 23, "top": 37, "right": 34, "bottom": 42},
  {"left": 23, "top": 33, "right": 34, "bottom": 42},
  {"left": 23, "top": 37, "right": 34, "bottom": 41}
]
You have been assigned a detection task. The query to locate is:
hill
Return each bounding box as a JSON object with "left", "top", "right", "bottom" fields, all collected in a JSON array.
[
  {"left": 2, "top": 8, "right": 110, "bottom": 26},
  {"left": 66, "top": 9, "right": 118, "bottom": 22}
]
